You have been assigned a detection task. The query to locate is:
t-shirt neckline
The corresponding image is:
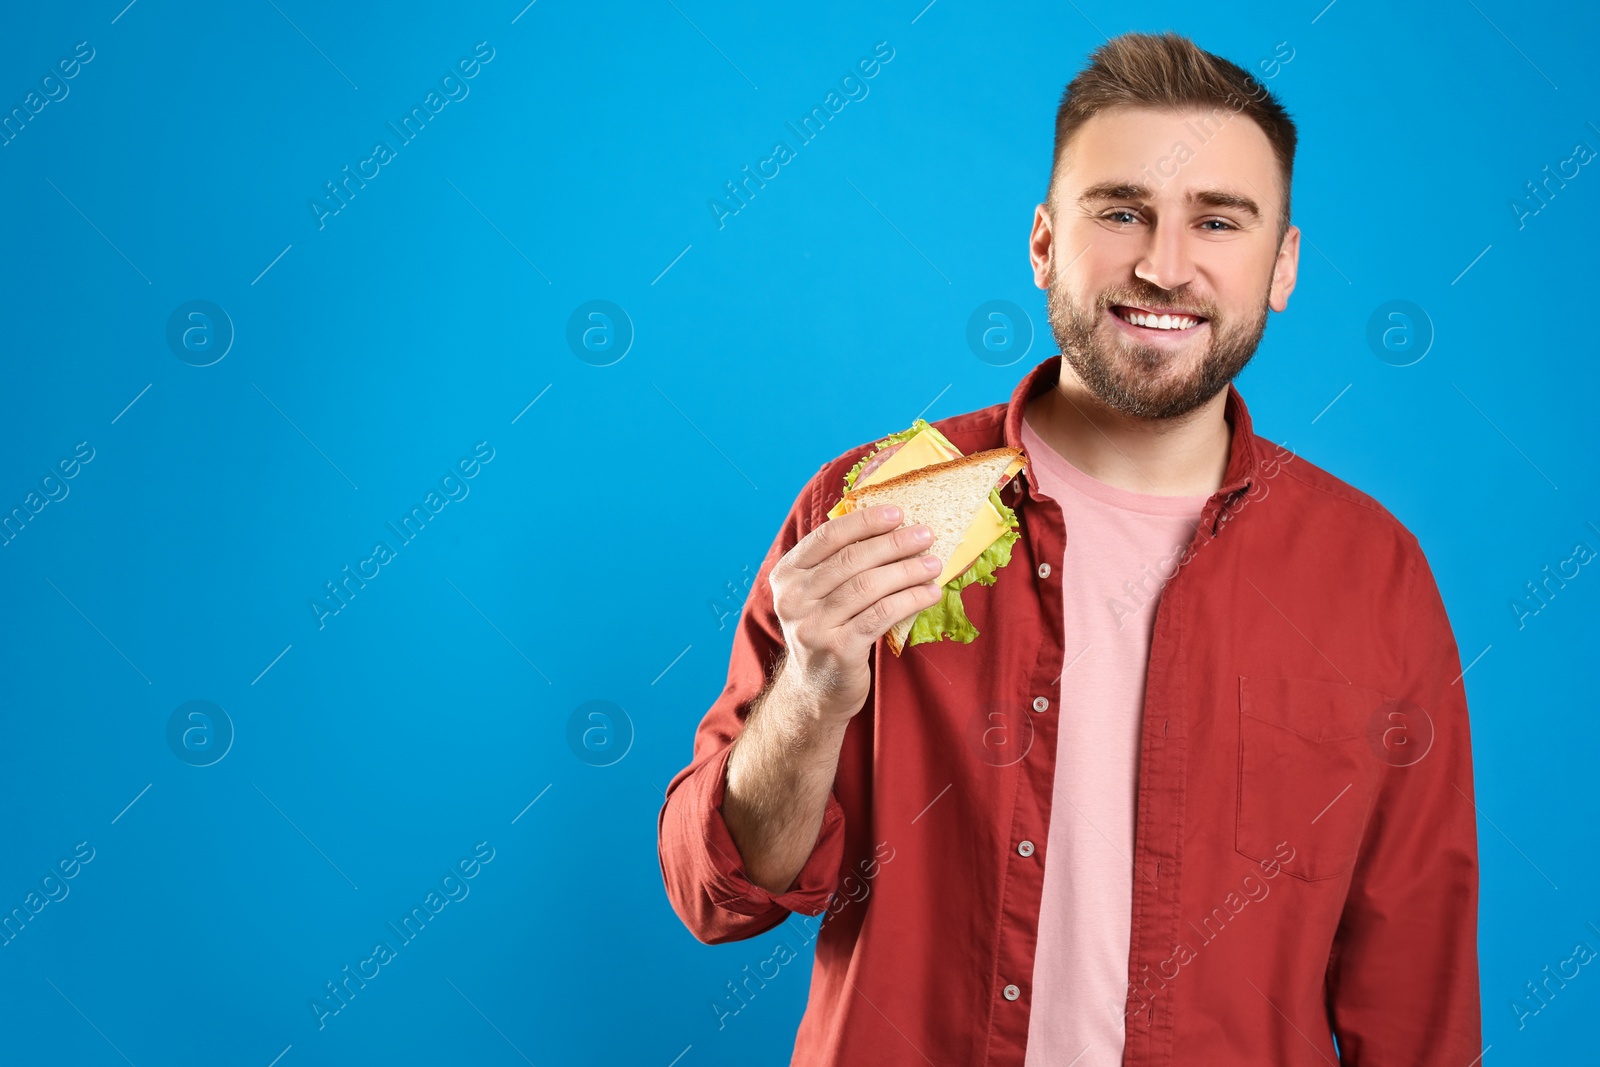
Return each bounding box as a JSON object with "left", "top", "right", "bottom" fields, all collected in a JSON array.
[{"left": 1020, "top": 414, "right": 1213, "bottom": 517}]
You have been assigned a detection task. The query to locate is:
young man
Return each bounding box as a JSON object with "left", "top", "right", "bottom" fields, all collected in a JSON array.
[{"left": 658, "top": 31, "right": 1481, "bottom": 1067}]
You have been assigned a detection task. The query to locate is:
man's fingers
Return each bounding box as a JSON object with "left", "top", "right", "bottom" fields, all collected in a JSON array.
[
  {"left": 788, "top": 504, "right": 905, "bottom": 571},
  {"left": 847, "top": 581, "right": 945, "bottom": 643},
  {"left": 775, "top": 502, "right": 944, "bottom": 661},
  {"left": 817, "top": 554, "right": 944, "bottom": 630},
  {"left": 807, "top": 522, "right": 936, "bottom": 602}
]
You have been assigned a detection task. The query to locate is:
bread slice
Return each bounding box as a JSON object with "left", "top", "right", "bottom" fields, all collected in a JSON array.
[{"left": 837, "top": 447, "right": 1023, "bottom": 655}]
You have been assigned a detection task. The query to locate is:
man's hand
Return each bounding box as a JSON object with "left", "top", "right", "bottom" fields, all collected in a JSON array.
[
  {"left": 718, "top": 504, "right": 941, "bottom": 894},
  {"left": 767, "top": 504, "right": 944, "bottom": 722}
]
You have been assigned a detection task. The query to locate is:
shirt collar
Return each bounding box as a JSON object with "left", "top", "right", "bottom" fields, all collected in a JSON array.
[{"left": 1001, "top": 354, "right": 1262, "bottom": 506}]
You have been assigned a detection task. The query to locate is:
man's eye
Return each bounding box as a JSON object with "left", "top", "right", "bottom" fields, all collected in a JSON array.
[
  {"left": 1201, "top": 219, "right": 1236, "bottom": 232},
  {"left": 1103, "top": 210, "right": 1140, "bottom": 224}
]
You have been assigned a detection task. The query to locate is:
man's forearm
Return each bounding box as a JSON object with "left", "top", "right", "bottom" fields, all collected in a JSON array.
[{"left": 721, "top": 666, "right": 852, "bottom": 894}]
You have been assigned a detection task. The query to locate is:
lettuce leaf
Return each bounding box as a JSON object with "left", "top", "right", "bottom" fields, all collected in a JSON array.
[{"left": 907, "top": 583, "right": 979, "bottom": 645}]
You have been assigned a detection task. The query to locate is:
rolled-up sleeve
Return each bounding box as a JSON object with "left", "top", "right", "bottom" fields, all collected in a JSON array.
[
  {"left": 1325, "top": 543, "right": 1483, "bottom": 1062},
  {"left": 656, "top": 465, "right": 848, "bottom": 944}
]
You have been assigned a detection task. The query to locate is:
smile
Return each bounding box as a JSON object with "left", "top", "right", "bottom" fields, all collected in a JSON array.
[{"left": 1110, "top": 305, "right": 1208, "bottom": 331}]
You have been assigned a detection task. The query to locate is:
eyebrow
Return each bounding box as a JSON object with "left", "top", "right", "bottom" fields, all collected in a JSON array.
[{"left": 1077, "top": 182, "right": 1262, "bottom": 221}]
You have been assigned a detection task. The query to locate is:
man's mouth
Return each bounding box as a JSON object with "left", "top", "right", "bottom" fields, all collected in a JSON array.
[{"left": 1109, "top": 305, "right": 1209, "bottom": 332}]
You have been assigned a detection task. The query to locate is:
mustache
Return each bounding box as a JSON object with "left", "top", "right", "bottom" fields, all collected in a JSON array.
[{"left": 1100, "top": 290, "right": 1215, "bottom": 319}]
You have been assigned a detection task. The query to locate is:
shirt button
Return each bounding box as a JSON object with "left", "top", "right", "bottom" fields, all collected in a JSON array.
[
  {"left": 1017, "top": 840, "right": 1035, "bottom": 857},
  {"left": 1037, "top": 562, "right": 1052, "bottom": 579},
  {"left": 1002, "top": 983, "right": 1021, "bottom": 1001},
  {"left": 1032, "top": 696, "right": 1050, "bottom": 713}
]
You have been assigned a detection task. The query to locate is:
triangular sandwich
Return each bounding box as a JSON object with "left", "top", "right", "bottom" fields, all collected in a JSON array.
[{"left": 836, "top": 440, "right": 1025, "bottom": 655}]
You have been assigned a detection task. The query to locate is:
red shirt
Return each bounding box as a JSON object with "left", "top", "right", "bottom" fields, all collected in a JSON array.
[{"left": 657, "top": 356, "right": 1483, "bottom": 1066}]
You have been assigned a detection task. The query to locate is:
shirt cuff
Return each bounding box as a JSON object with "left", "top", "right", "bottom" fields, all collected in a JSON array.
[{"left": 693, "top": 743, "right": 847, "bottom": 918}]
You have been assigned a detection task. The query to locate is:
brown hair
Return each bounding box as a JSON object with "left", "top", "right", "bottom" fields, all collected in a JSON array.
[{"left": 1046, "top": 31, "right": 1297, "bottom": 238}]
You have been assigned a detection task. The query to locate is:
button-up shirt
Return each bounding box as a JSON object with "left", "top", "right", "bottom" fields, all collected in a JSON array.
[
  {"left": 657, "top": 355, "right": 1483, "bottom": 1066},
  {"left": 1017, "top": 412, "right": 1211, "bottom": 1066}
]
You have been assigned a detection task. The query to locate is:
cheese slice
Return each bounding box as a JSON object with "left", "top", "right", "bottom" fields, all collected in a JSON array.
[
  {"left": 827, "top": 430, "right": 961, "bottom": 519},
  {"left": 934, "top": 496, "right": 1011, "bottom": 586},
  {"left": 932, "top": 452, "right": 1026, "bottom": 585},
  {"left": 829, "top": 429, "right": 1022, "bottom": 586}
]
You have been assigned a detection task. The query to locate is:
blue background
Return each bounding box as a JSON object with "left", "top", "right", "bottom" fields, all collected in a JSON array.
[{"left": 2, "top": 1, "right": 1596, "bottom": 1063}]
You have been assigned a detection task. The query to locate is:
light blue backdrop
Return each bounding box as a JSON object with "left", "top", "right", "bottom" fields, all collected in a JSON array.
[{"left": 2, "top": 1, "right": 1595, "bottom": 1064}]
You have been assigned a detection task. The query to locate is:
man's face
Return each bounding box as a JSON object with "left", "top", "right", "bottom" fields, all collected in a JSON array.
[{"left": 1031, "top": 105, "right": 1299, "bottom": 420}]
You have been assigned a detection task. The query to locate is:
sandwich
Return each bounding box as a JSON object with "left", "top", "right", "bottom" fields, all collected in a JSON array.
[{"left": 830, "top": 420, "right": 1026, "bottom": 655}]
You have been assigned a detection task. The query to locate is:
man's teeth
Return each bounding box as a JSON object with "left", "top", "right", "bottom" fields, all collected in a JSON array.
[{"left": 1118, "top": 308, "right": 1202, "bottom": 330}]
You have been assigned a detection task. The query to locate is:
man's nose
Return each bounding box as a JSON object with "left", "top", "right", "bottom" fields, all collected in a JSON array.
[{"left": 1134, "top": 219, "right": 1197, "bottom": 292}]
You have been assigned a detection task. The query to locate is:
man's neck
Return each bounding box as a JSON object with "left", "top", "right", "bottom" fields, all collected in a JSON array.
[{"left": 1024, "top": 367, "right": 1233, "bottom": 498}]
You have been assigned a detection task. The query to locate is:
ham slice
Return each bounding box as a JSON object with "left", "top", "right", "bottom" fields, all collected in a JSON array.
[{"left": 851, "top": 441, "right": 904, "bottom": 484}]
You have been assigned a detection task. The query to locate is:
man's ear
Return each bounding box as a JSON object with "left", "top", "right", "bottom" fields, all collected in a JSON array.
[
  {"left": 1029, "top": 203, "right": 1054, "bottom": 290},
  {"left": 1269, "top": 224, "right": 1300, "bottom": 312}
]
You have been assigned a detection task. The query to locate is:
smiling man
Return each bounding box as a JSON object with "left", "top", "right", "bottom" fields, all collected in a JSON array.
[{"left": 659, "top": 31, "right": 1482, "bottom": 1067}]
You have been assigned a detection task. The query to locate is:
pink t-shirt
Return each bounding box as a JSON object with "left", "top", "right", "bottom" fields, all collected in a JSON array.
[{"left": 1019, "top": 414, "right": 1210, "bottom": 1067}]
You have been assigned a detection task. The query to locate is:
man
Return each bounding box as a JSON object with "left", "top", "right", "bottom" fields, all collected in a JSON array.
[{"left": 658, "top": 30, "right": 1481, "bottom": 1067}]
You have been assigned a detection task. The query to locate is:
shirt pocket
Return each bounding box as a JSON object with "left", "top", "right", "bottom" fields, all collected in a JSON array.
[{"left": 1234, "top": 675, "right": 1390, "bottom": 882}]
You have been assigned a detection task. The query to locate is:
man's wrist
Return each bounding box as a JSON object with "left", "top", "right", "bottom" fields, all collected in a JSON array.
[{"left": 767, "top": 662, "right": 857, "bottom": 738}]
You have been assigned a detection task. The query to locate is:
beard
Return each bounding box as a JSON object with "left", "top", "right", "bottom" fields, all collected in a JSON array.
[{"left": 1044, "top": 268, "right": 1271, "bottom": 420}]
